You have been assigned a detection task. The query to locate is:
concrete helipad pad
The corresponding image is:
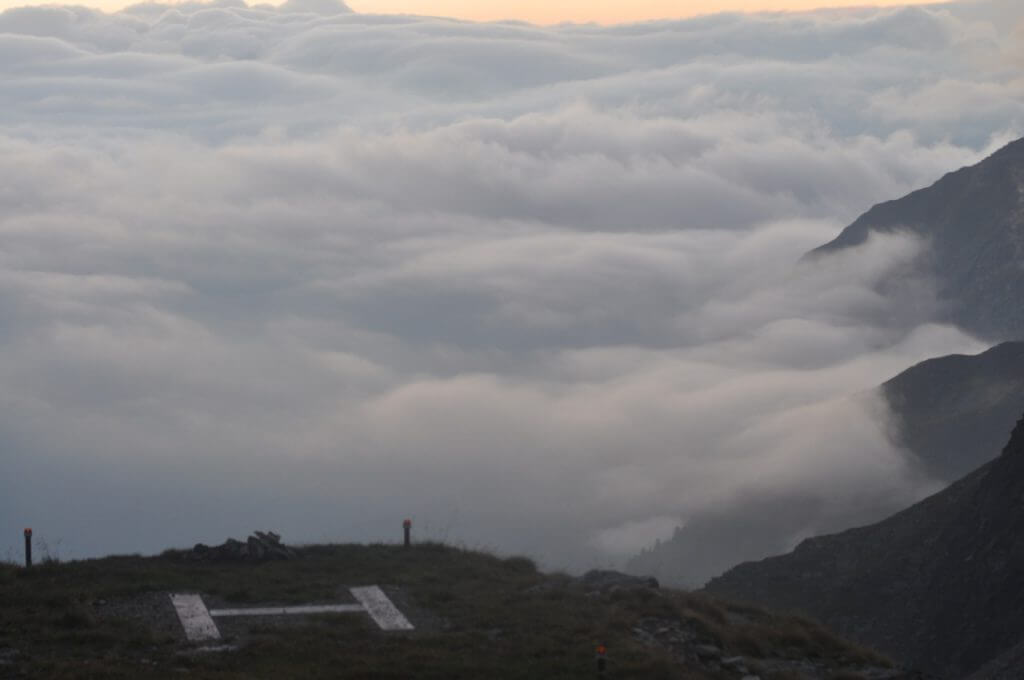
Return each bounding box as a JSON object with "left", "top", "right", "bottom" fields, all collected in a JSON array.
[{"left": 171, "top": 586, "right": 414, "bottom": 642}]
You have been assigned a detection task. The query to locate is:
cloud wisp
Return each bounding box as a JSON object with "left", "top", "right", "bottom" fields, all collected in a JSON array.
[{"left": 0, "top": 0, "right": 1019, "bottom": 573}]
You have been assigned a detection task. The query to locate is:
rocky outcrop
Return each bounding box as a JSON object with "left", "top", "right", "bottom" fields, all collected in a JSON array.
[
  {"left": 630, "top": 616, "right": 929, "bottom": 680},
  {"left": 524, "top": 570, "right": 921, "bottom": 679},
  {"left": 706, "top": 413, "right": 1024, "bottom": 678},
  {"left": 185, "top": 531, "right": 296, "bottom": 562}
]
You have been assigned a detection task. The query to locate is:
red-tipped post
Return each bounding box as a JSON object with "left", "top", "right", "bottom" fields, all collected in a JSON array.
[
  {"left": 23, "top": 528, "right": 32, "bottom": 568},
  {"left": 402, "top": 519, "right": 411, "bottom": 548},
  {"left": 596, "top": 643, "right": 607, "bottom": 675}
]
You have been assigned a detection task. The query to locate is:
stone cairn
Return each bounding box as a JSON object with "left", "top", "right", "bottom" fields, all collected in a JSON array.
[{"left": 186, "top": 531, "right": 296, "bottom": 562}]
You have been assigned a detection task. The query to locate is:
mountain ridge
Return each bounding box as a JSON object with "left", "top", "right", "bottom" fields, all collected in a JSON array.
[
  {"left": 705, "top": 411, "right": 1024, "bottom": 678},
  {"left": 807, "top": 137, "right": 1024, "bottom": 340},
  {"left": 881, "top": 340, "right": 1024, "bottom": 481},
  {"left": 627, "top": 341, "right": 1024, "bottom": 588}
]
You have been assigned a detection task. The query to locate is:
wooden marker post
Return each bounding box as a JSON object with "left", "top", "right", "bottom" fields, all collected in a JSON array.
[
  {"left": 24, "top": 528, "right": 32, "bottom": 568},
  {"left": 403, "top": 519, "right": 411, "bottom": 548}
]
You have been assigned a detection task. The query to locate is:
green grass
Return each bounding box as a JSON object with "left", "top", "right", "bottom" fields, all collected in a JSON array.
[{"left": 0, "top": 542, "right": 889, "bottom": 679}]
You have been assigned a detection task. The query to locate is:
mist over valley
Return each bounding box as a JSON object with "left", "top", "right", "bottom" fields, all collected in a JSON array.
[{"left": 1, "top": 0, "right": 1022, "bottom": 581}]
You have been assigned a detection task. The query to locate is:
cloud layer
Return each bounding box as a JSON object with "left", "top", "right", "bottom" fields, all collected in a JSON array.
[{"left": 0, "top": 0, "right": 1020, "bottom": 571}]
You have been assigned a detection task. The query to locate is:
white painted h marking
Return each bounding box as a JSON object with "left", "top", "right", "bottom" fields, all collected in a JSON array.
[
  {"left": 350, "top": 586, "right": 415, "bottom": 631},
  {"left": 170, "top": 593, "right": 221, "bottom": 642},
  {"left": 171, "top": 586, "right": 414, "bottom": 642}
]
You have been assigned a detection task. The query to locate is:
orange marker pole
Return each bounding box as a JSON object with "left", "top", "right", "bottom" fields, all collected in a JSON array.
[
  {"left": 23, "top": 528, "right": 32, "bottom": 568},
  {"left": 403, "top": 519, "right": 411, "bottom": 548},
  {"left": 596, "top": 642, "right": 607, "bottom": 675}
]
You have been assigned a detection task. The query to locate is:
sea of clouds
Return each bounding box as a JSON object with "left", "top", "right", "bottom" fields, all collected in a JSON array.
[{"left": 0, "top": 0, "right": 1021, "bottom": 574}]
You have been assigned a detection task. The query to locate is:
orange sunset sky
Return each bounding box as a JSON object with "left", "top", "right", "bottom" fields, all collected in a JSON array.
[
  {"left": 349, "top": 0, "right": 940, "bottom": 24},
  {"left": 0, "top": 0, "right": 943, "bottom": 24}
]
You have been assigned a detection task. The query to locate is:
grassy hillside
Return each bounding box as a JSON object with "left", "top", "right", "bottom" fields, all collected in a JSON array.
[{"left": 0, "top": 542, "right": 902, "bottom": 679}]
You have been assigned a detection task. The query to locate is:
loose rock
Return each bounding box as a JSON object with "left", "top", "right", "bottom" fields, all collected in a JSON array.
[{"left": 184, "top": 531, "right": 295, "bottom": 562}]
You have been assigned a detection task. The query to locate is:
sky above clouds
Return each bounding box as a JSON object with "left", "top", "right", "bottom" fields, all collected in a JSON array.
[
  {"left": 0, "top": 0, "right": 1022, "bottom": 572},
  {"left": 349, "top": 0, "right": 943, "bottom": 25},
  {"left": 0, "top": 0, "right": 947, "bottom": 24}
]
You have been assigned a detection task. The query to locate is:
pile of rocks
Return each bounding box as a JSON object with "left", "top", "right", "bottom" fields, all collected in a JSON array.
[
  {"left": 630, "top": 617, "right": 930, "bottom": 680},
  {"left": 186, "top": 531, "right": 296, "bottom": 562}
]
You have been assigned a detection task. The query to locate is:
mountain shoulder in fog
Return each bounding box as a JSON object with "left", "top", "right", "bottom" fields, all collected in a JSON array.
[
  {"left": 807, "top": 137, "right": 1024, "bottom": 340},
  {"left": 882, "top": 340, "right": 1024, "bottom": 481},
  {"left": 705, "top": 411, "right": 1024, "bottom": 679},
  {"left": 627, "top": 342, "right": 1024, "bottom": 589}
]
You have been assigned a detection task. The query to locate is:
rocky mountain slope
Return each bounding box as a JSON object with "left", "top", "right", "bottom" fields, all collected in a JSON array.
[
  {"left": 628, "top": 342, "right": 1024, "bottom": 588},
  {"left": 881, "top": 341, "right": 1024, "bottom": 481},
  {"left": 705, "top": 411, "right": 1024, "bottom": 679},
  {"left": 632, "top": 140, "right": 1024, "bottom": 588},
  {"left": 807, "top": 137, "right": 1024, "bottom": 341}
]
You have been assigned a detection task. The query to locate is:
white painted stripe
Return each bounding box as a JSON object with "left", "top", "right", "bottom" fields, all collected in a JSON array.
[
  {"left": 193, "top": 644, "right": 238, "bottom": 654},
  {"left": 210, "top": 604, "right": 365, "bottom": 617},
  {"left": 171, "top": 594, "right": 221, "bottom": 642},
  {"left": 350, "top": 586, "right": 414, "bottom": 631}
]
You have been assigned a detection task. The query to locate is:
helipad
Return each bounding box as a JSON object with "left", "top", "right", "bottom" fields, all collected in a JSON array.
[{"left": 171, "top": 586, "right": 414, "bottom": 641}]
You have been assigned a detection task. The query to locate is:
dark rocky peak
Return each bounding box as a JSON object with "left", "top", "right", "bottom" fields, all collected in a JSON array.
[
  {"left": 806, "top": 137, "right": 1024, "bottom": 340},
  {"left": 1001, "top": 412, "right": 1024, "bottom": 460}
]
